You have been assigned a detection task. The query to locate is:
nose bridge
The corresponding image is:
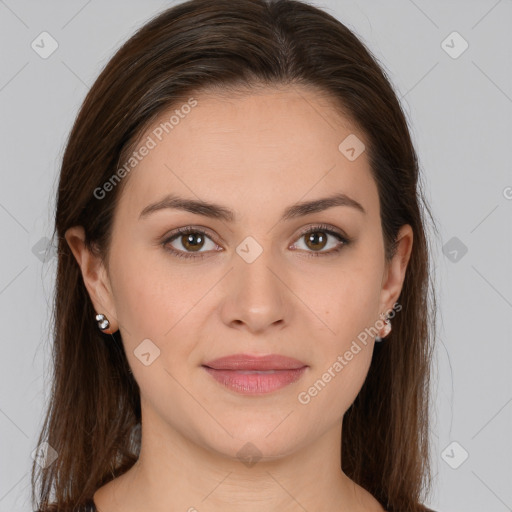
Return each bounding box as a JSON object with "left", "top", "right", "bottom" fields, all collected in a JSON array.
[{"left": 221, "top": 235, "right": 288, "bottom": 331}]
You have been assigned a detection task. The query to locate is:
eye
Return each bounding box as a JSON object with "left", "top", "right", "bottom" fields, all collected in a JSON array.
[
  {"left": 161, "top": 223, "right": 351, "bottom": 260},
  {"left": 162, "top": 226, "right": 219, "bottom": 260},
  {"left": 290, "top": 223, "right": 350, "bottom": 257}
]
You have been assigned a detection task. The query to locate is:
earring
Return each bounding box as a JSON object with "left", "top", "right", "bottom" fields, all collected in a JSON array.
[
  {"left": 95, "top": 313, "right": 110, "bottom": 332},
  {"left": 375, "top": 313, "right": 392, "bottom": 342}
]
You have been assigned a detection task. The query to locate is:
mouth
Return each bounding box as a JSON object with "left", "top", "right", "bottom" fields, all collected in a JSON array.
[
  {"left": 202, "top": 353, "right": 307, "bottom": 371},
  {"left": 201, "top": 366, "right": 308, "bottom": 394},
  {"left": 201, "top": 353, "right": 308, "bottom": 395}
]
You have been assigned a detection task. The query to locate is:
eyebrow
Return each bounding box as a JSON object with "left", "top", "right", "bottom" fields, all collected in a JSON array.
[{"left": 138, "top": 192, "right": 366, "bottom": 222}]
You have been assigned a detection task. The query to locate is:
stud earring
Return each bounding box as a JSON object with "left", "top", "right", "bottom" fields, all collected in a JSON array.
[
  {"left": 95, "top": 313, "right": 110, "bottom": 332},
  {"left": 375, "top": 313, "right": 392, "bottom": 342}
]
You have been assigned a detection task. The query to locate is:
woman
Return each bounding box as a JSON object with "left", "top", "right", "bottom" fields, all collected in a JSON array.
[{"left": 32, "top": 0, "right": 438, "bottom": 510}]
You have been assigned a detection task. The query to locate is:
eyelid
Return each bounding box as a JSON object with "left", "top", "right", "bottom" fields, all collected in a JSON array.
[
  {"left": 161, "top": 223, "right": 350, "bottom": 259},
  {"left": 161, "top": 225, "right": 221, "bottom": 245},
  {"left": 292, "top": 223, "right": 350, "bottom": 243}
]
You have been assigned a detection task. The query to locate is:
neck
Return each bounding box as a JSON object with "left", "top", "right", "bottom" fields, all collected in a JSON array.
[{"left": 94, "top": 403, "right": 380, "bottom": 511}]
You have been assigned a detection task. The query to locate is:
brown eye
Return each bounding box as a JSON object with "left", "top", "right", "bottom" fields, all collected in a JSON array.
[
  {"left": 304, "top": 231, "right": 328, "bottom": 251},
  {"left": 162, "top": 227, "right": 218, "bottom": 259},
  {"left": 180, "top": 232, "right": 205, "bottom": 252},
  {"left": 162, "top": 224, "right": 350, "bottom": 261},
  {"left": 291, "top": 224, "right": 350, "bottom": 257}
]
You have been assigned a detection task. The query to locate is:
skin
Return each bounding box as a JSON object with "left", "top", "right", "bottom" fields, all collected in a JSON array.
[{"left": 66, "top": 85, "right": 413, "bottom": 512}]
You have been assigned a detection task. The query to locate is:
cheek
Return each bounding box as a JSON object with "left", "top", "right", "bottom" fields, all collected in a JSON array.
[
  {"left": 299, "top": 257, "right": 382, "bottom": 408},
  {"left": 111, "top": 269, "right": 166, "bottom": 338},
  {"left": 109, "top": 245, "right": 204, "bottom": 376},
  {"left": 315, "top": 263, "right": 382, "bottom": 339},
  {"left": 299, "top": 346, "right": 374, "bottom": 423},
  {"left": 109, "top": 240, "right": 190, "bottom": 334}
]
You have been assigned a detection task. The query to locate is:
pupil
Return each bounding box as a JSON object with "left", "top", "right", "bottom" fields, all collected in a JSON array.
[
  {"left": 183, "top": 233, "right": 203, "bottom": 251},
  {"left": 307, "top": 232, "right": 326, "bottom": 250}
]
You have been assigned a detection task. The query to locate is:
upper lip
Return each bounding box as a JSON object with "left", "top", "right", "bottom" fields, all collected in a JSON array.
[{"left": 202, "top": 354, "right": 307, "bottom": 371}]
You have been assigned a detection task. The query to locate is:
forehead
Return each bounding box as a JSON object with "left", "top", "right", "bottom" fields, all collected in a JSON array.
[{"left": 117, "top": 86, "right": 379, "bottom": 222}]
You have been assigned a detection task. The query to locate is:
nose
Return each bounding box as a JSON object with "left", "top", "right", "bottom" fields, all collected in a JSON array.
[{"left": 219, "top": 248, "right": 291, "bottom": 335}]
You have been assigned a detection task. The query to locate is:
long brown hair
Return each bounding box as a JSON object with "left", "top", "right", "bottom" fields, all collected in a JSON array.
[{"left": 32, "top": 0, "right": 438, "bottom": 510}]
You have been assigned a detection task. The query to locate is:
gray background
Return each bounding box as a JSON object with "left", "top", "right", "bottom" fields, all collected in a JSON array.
[{"left": 0, "top": 1, "right": 511, "bottom": 511}]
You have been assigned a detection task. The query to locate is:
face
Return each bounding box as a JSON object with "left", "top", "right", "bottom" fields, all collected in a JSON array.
[{"left": 66, "top": 85, "right": 412, "bottom": 462}]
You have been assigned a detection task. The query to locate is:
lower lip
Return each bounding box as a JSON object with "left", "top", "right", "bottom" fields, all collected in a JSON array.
[{"left": 202, "top": 366, "right": 307, "bottom": 395}]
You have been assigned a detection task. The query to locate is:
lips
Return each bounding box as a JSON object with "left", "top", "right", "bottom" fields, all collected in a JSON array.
[
  {"left": 201, "top": 353, "right": 308, "bottom": 394},
  {"left": 202, "top": 353, "right": 307, "bottom": 371}
]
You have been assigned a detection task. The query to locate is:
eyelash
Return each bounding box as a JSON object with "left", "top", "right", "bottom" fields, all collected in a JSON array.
[{"left": 161, "top": 223, "right": 351, "bottom": 260}]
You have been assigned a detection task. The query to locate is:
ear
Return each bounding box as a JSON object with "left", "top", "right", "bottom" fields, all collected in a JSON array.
[
  {"left": 64, "top": 226, "right": 119, "bottom": 334},
  {"left": 378, "top": 224, "right": 413, "bottom": 317}
]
